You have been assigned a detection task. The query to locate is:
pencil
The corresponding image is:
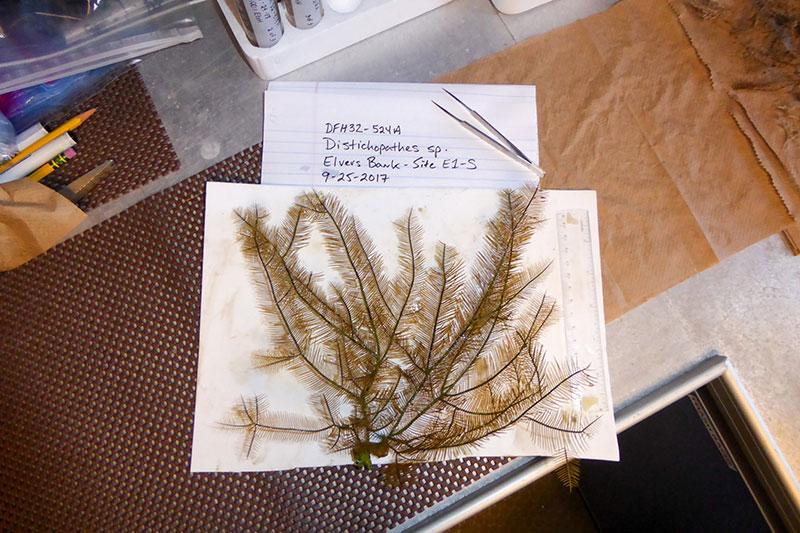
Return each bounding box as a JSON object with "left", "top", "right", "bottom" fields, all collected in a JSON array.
[
  {"left": 0, "top": 109, "right": 95, "bottom": 174},
  {"left": 27, "top": 147, "right": 77, "bottom": 182}
]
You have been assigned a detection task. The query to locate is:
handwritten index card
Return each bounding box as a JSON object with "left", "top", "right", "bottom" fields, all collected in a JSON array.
[{"left": 261, "top": 82, "right": 540, "bottom": 188}]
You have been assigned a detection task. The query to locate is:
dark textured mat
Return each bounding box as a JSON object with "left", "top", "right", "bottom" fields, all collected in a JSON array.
[
  {"left": 41, "top": 68, "right": 180, "bottom": 210},
  {"left": 0, "top": 145, "right": 510, "bottom": 531}
]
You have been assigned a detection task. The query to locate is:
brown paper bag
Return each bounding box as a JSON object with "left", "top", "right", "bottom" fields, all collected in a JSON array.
[
  {"left": 670, "top": 0, "right": 800, "bottom": 244},
  {"left": 0, "top": 179, "right": 86, "bottom": 271}
]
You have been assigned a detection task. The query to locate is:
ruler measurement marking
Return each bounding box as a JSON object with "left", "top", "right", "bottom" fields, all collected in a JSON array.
[{"left": 556, "top": 209, "right": 610, "bottom": 415}]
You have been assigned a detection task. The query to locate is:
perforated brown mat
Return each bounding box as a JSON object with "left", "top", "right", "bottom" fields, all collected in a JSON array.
[
  {"left": 40, "top": 68, "right": 180, "bottom": 210},
  {"left": 0, "top": 145, "right": 509, "bottom": 531}
]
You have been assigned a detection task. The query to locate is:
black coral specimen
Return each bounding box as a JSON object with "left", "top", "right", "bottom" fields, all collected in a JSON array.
[{"left": 225, "top": 187, "right": 594, "bottom": 467}]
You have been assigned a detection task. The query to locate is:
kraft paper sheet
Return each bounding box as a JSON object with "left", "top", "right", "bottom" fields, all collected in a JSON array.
[{"left": 438, "top": 0, "right": 797, "bottom": 320}]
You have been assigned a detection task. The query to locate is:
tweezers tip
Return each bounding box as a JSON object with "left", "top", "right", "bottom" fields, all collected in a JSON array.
[
  {"left": 442, "top": 87, "right": 467, "bottom": 106},
  {"left": 431, "top": 100, "right": 451, "bottom": 114}
]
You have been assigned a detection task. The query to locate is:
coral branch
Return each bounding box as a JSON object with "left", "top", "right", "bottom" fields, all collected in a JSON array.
[{"left": 224, "top": 186, "right": 595, "bottom": 467}]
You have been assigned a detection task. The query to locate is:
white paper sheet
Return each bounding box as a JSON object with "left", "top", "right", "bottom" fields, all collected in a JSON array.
[
  {"left": 191, "top": 182, "right": 618, "bottom": 472},
  {"left": 261, "top": 82, "right": 540, "bottom": 189}
]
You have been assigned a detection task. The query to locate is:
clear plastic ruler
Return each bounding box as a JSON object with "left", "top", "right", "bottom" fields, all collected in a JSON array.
[{"left": 556, "top": 209, "right": 610, "bottom": 416}]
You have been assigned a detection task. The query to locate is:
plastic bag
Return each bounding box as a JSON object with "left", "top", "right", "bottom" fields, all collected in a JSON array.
[
  {"left": 0, "top": 111, "right": 17, "bottom": 163},
  {"left": 0, "top": 63, "right": 129, "bottom": 132},
  {"left": 0, "top": 1, "right": 203, "bottom": 94}
]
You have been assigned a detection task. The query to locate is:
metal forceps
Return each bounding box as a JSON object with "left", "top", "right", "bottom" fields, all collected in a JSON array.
[{"left": 433, "top": 88, "right": 546, "bottom": 180}]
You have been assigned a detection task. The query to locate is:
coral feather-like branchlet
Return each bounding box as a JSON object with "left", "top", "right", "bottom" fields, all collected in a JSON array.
[{"left": 221, "top": 186, "right": 596, "bottom": 468}]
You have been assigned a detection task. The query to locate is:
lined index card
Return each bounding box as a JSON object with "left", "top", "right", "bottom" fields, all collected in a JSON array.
[{"left": 261, "top": 82, "right": 541, "bottom": 188}]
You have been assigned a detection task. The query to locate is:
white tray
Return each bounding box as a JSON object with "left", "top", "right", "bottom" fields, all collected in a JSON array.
[
  {"left": 490, "top": 0, "right": 555, "bottom": 15},
  {"left": 217, "top": 0, "right": 454, "bottom": 80}
]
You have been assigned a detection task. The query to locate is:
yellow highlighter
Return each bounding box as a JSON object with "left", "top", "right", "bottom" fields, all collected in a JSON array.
[{"left": 0, "top": 109, "right": 95, "bottom": 174}]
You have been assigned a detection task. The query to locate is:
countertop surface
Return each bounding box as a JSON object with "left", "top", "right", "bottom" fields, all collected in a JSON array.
[{"left": 79, "top": 0, "right": 799, "bottom": 500}]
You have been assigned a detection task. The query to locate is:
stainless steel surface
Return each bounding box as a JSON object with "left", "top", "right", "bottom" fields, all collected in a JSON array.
[{"left": 715, "top": 366, "right": 800, "bottom": 529}]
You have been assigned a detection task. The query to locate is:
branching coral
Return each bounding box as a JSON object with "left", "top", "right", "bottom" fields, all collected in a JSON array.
[{"left": 222, "top": 186, "right": 596, "bottom": 468}]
